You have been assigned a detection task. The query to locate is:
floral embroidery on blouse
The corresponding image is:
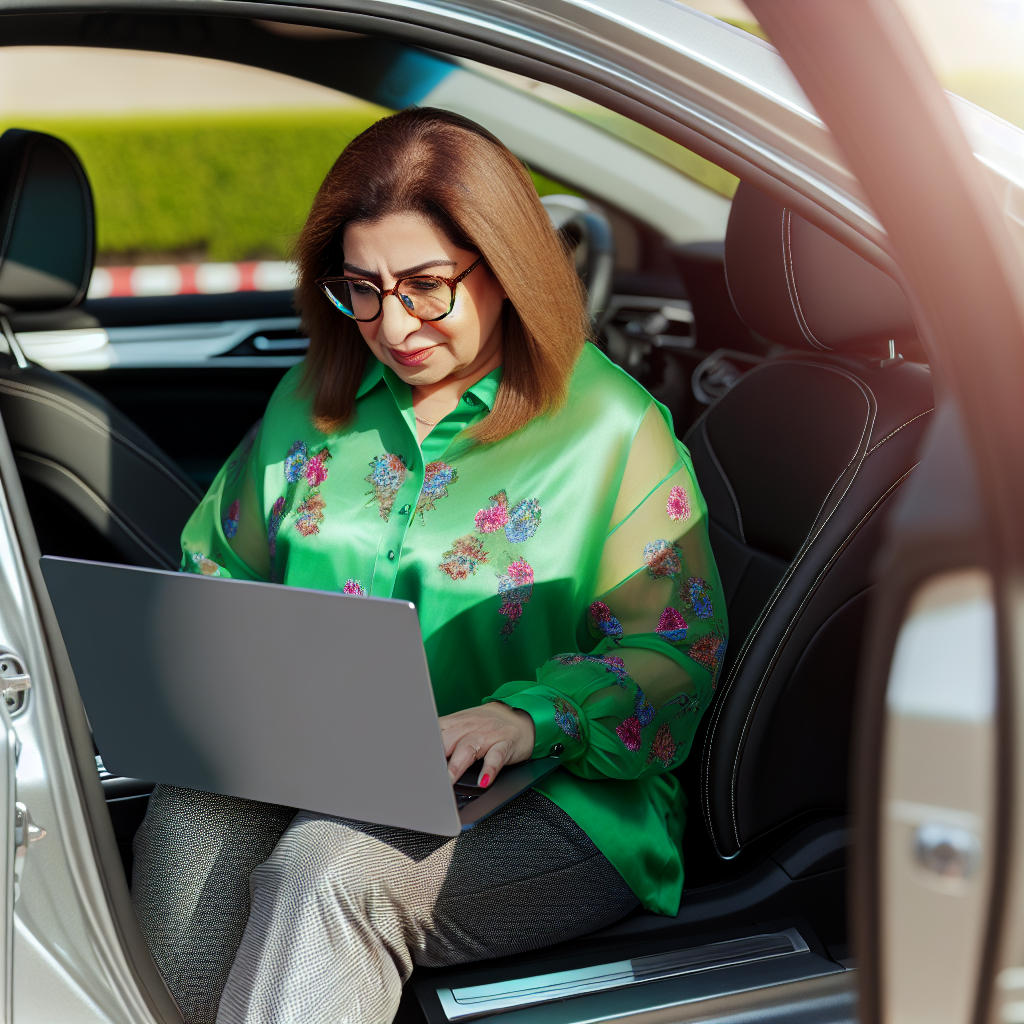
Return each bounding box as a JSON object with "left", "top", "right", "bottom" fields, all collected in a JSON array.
[
  {"left": 497, "top": 558, "right": 534, "bottom": 640},
  {"left": 634, "top": 687, "right": 656, "bottom": 726},
  {"left": 474, "top": 490, "right": 542, "bottom": 543},
  {"left": 295, "top": 493, "right": 326, "bottom": 537},
  {"left": 343, "top": 579, "right": 367, "bottom": 596},
  {"left": 666, "top": 485, "right": 691, "bottom": 522},
  {"left": 588, "top": 600, "right": 623, "bottom": 641},
  {"left": 644, "top": 539, "right": 683, "bottom": 579},
  {"left": 689, "top": 624, "right": 728, "bottom": 687},
  {"left": 439, "top": 535, "right": 488, "bottom": 580},
  {"left": 646, "top": 723, "right": 678, "bottom": 768},
  {"left": 553, "top": 652, "right": 630, "bottom": 685},
  {"left": 664, "top": 692, "right": 700, "bottom": 717},
  {"left": 656, "top": 607, "right": 688, "bottom": 643},
  {"left": 268, "top": 496, "right": 286, "bottom": 581},
  {"left": 615, "top": 715, "right": 642, "bottom": 752},
  {"left": 416, "top": 461, "right": 458, "bottom": 522},
  {"left": 189, "top": 551, "right": 222, "bottom": 576},
  {"left": 441, "top": 488, "right": 543, "bottom": 639},
  {"left": 365, "top": 453, "right": 408, "bottom": 521},
  {"left": 222, "top": 499, "right": 240, "bottom": 539},
  {"left": 551, "top": 696, "right": 581, "bottom": 740},
  {"left": 616, "top": 688, "right": 656, "bottom": 752},
  {"left": 304, "top": 448, "right": 332, "bottom": 487},
  {"left": 284, "top": 440, "right": 309, "bottom": 483},
  {"left": 682, "top": 577, "right": 714, "bottom": 619}
]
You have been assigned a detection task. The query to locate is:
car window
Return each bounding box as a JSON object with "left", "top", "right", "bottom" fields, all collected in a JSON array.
[
  {"left": 895, "top": 0, "right": 1024, "bottom": 129},
  {"left": 686, "top": 0, "right": 1024, "bottom": 131},
  {"left": 0, "top": 46, "right": 390, "bottom": 301},
  {"left": 0, "top": 46, "right": 589, "bottom": 312},
  {"left": 0, "top": 37, "right": 757, "bottom": 475}
]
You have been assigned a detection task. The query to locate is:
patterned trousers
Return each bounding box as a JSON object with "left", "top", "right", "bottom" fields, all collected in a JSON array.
[{"left": 131, "top": 785, "right": 639, "bottom": 1024}]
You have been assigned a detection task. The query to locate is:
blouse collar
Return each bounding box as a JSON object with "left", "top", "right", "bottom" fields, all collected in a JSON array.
[{"left": 355, "top": 355, "right": 502, "bottom": 411}]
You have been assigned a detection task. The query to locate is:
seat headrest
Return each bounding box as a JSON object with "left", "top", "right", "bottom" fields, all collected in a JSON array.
[
  {"left": 0, "top": 129, "right": 94, "bottom": 313},
  {"left": 724, "top": 182, "right": 916, "bottom": 356}
]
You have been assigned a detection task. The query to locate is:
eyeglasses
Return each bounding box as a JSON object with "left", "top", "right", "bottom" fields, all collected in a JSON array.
[{"left": 317, "top": 258, "right": 484, "bottom": 323}]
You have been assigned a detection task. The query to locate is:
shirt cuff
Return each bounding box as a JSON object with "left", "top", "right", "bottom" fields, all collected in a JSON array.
[{"left": 486, "top": 688, "right": 587, "bottom": 761}]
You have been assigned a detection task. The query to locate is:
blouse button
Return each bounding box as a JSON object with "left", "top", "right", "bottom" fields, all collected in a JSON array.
[
  {"left": 398, "top": 504, "right": 411, "bottom": 515},
  {"left": 551, "top": 743, "right": 564, "bottom": 756},
  {"left": 388, "top": 550, "right": 396, "bottom": 561}
]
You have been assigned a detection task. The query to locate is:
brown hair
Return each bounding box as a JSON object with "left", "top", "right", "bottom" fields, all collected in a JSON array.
[{"left": 294, "top": 107, "right": 588, "bottom": 443}]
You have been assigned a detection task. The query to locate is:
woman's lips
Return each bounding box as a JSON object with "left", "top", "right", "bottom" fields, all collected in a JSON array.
[{"left": 390, "top": 346, "right": 436, "bottom": 367}]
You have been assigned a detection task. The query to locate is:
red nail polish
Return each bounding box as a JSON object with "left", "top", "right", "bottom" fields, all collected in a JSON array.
[{"left": 480, "top": 774, "right": 490, "bottom": 788}]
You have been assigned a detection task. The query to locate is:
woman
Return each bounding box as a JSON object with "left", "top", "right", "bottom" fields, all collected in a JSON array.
[{"left": 131, "top": 108, "right": 727, "bottom": 1024}]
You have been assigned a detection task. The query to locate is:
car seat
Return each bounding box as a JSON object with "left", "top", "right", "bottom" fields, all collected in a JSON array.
[
  {"left": 683, "top": 182, "right": 934, "bottom": 861},
  {"left": 0, "top": 129, "right": 201, "bottom": 569}
]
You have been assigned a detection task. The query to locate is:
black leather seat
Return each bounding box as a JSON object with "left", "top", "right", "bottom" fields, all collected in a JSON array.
[
  {"left": 0, "top": 129, "right": 201, "bottom": 569},
  {"left": 685, "top": 183, "right": 934, "bottom": 860}
]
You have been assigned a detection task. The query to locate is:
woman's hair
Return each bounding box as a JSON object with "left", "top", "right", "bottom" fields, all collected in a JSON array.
[{"left": 295, "top": 107, "right": 589, "bottom": 443}]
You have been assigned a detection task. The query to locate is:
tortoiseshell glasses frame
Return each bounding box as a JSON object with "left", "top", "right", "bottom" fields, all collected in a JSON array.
[{"left": 317, "top": 257, "right": 484, "bottom": 323}]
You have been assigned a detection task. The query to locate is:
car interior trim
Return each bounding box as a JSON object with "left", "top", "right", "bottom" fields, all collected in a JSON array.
[{"left": 433, "top": 928, "right": 811, "bottom": 1020}]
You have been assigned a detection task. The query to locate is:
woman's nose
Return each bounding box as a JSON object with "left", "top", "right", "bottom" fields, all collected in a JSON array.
[{"left": 378, "top": 291, "right": 421, "bottom": 342}]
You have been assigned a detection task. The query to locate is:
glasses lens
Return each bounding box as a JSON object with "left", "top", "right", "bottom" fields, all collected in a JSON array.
[
  {"left": 397, "top": 277, "right": 454, "bottom": 321},
  {"left": 324, "top": 280, "right": 382, "bottom": 321}
]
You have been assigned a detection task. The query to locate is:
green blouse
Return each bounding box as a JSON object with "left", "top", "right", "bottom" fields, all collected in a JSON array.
[{"left": 181, "top": 342, "right": 727, "bottom": 916}]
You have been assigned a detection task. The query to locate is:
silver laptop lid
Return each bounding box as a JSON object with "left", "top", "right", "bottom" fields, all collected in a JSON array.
[{"left": 41, "top": 556, "right": 462, "bottom": 836}]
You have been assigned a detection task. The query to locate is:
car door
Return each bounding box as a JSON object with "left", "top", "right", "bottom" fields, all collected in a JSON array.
[
  {"left": 743, "top": 3, "right": 1024, "bottom": 1024},
  {"left": 0, "top": 699, "right": 17, "bottom": 1024}
]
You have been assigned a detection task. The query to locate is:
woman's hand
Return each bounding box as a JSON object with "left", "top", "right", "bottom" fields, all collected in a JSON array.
[{"left": 439, "top": 703, "right": 536, "bottom": 788}]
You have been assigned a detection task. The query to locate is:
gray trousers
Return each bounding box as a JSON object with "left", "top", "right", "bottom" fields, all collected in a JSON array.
[{"left": 131, "top": 785, "right": 639, "bottom": 1024}]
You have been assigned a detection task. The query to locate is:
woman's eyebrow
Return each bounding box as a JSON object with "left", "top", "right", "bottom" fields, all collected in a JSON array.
[{"left": 342, "top": 259, "right": 458, "bottom": 278}]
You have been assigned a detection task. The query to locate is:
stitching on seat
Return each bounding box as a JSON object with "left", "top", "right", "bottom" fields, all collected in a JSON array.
[
  {"left": 701, "top": 418, "right": 746, "bottom": 544},
  {"left": 17, "top": 451, "right": 178, "bottom": 570},
  {"left": 724, "top": 462, "right": 918, "bottom": 849},
  {"left": 0, "top": 378, "right": 201, "bottom": 502},
  {"left": 867, "top": 407, "right": 934, "bottom": 455},
  {"left": 700, "top": 361, "right": 876, "bottom": 854},
  {"left": 782, "top": 210, "right": 829, "bottom": 352}
]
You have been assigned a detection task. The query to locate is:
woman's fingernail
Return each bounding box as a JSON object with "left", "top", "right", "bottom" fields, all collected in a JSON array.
[{"left": 480, "top": 774, "right": 490, "bottom": 788}]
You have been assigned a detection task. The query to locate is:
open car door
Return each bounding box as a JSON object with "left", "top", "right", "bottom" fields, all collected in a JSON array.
[{"left": 748, "top": 3, "right": 1024, "bottom": 1024}]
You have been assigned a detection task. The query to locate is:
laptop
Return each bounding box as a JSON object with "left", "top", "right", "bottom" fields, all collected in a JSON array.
[{"left": 40, "top": 556, "right": 560, "bottom": 836}]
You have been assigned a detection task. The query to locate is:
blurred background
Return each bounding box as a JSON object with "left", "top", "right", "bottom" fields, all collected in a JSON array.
[{"left": 691, "top": 0, "right": 1024, "bottom": 129}]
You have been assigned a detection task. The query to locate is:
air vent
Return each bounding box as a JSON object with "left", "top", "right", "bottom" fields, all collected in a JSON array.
[{"left": 601, "top": 294, "right": 694, "bottom": 371}]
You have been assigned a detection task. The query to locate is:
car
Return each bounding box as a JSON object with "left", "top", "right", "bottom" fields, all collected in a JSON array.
[{"left": 0, "top": 2, "right": 1020, "bottom": 1022}]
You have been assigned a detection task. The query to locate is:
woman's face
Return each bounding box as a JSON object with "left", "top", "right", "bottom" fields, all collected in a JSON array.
[{"left": 341, "top": 212, "right": 506, "bottom": 387}]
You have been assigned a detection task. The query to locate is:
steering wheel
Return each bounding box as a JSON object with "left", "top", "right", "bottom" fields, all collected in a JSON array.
[{"left": 540, "top": 194, "right": 615, "bottom": 325}]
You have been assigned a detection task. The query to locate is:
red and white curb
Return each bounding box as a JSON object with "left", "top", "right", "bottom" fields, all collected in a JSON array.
[{"left": 87, "top": 260, "right": 298, "bottom": 299}]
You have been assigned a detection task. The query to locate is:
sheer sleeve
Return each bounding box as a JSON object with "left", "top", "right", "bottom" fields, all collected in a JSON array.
[
  {"left": 486, "top": 403, "right": 728, "bottom": 780},
  {"left": 180, "top": 420, "right": 271, "bottom": 581}
]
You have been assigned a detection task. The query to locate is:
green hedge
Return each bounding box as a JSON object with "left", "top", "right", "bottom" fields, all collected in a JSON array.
[{"left": 0, "top": 110, "right": 577, "bottom": 262}]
